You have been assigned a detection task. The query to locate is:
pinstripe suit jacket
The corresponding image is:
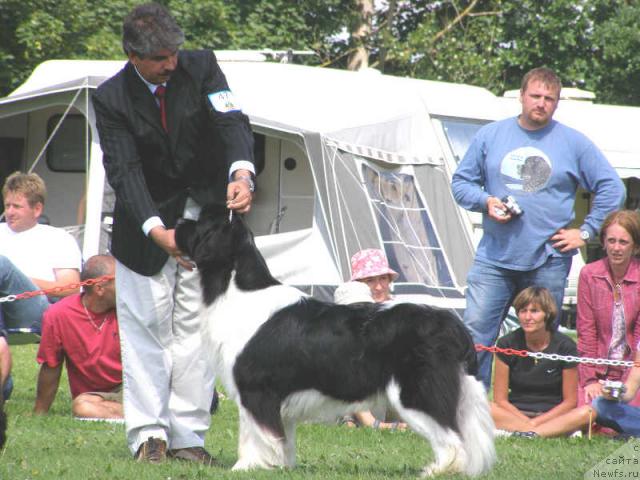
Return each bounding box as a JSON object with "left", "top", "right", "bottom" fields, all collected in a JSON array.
[{"left": 93, "top": 50, "right": 254, "bottom": 276}]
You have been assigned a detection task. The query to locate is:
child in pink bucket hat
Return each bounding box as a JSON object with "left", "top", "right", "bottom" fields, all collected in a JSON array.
[
  {"left": 350, "top": 248, "right": 399, "bottom": 304},
  {"left": 333, "top": 249, "right": 406, "bottom": 430},
  {"left": 350, "top": 249, "right": 399, "bottom": 281}
]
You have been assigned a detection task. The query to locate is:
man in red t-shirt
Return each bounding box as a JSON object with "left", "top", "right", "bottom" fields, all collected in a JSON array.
[{"left": 34, "top": 254, "right": 122, "bottom": 419}]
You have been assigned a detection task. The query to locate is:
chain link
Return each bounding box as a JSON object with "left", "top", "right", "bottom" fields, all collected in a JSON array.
[
  {"left": 0, "top": 275, "right": 114, "bottom": 304},
  {"left": 3, "top": 280, "right": 637, "bottom": 370},
  {"left": 476, "top": 344, "right": 640, "bottom": 368},
  {"left": 0, "top": 295, "right": 17, "bottom": 304}
]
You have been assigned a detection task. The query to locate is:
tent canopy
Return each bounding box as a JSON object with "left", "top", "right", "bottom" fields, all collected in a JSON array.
[{"left": 4, "top": 58, "right": 505, "bottom": 166}]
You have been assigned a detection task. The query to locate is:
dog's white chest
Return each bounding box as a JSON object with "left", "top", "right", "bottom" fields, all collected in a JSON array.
[{"left": 201, "top": 278, "right": 305, "bottom": 396}]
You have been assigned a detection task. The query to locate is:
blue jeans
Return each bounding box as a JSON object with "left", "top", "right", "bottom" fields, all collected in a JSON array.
[
  {"left": 594, "top": 396, "right": 640, "bottom": 436},
  {"left": 463, "top": 255, "right": 572, "bottom": 390},
  {"left": 0, "top": 255, "right": 49, "bottom": 333}
]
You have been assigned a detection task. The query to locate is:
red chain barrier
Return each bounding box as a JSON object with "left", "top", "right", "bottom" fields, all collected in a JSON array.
[
  {"left": 476, "top": 343, "right": 640, "bottom": 368},
  {"left": 12, "top": 275, "right": 114, "bottom": 301},
  {"left": 475, "top": 344, "right": 529, "bottom": 357}
]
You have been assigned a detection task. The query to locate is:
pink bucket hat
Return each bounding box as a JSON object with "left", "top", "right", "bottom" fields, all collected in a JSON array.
[{"left": 350, "top": 248, "right": 399, "bottom": 282}]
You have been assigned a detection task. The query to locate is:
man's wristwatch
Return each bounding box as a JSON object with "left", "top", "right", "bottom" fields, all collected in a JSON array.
[
  {"left": 235, "top": 174, "right": 255, "bottom": 193},
  {"left": 579, "top": 229, "right": 591, "bottom": 242}
]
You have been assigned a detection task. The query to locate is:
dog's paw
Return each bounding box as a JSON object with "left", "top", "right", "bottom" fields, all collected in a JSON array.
[
  {"left": 232, "top": 458, "right": 276, "bottom": 471},
  {"left": 231, "top": 460, "right": 252, "bottom": 471},
  {"left": 231, "top": 460, "right": 250, "bottom": 472},
  {"left": 420, "top": 448, "right": 464, "bottom": 477},
  {"left": 420, "top": 463, "right": 441, "bottom": 478},
  {"left": 421, "top": 463, "right": 458, "bottom": 478}
]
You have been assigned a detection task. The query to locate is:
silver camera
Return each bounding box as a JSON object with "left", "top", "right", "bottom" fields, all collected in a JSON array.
[
  {"left": 603, "top": 380, "right": 626, "bottom": 401},
  {"left": 492, "top": 195, "right": 524, "bottom": 218},
  {"left": 502, "top": 195, "right": 523, "bottom": 216}
]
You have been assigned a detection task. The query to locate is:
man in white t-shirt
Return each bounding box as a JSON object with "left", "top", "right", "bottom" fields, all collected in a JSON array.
[{"left": 0, "top": 171, "right": 82, "bottom": 399}]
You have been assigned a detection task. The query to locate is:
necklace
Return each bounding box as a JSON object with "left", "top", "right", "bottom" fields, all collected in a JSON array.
[
  {"left": 81, "top": 297, "right": 108, "bottom": 332},
  {"left": 614, "top": 282, "right": 623, "bottom": 306}
]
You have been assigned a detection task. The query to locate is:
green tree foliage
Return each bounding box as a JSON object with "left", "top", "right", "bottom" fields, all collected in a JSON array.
[
  {"left": 168, "top": 0, "right": 236, "bottom": 50},
  {"left": 0, "top": 0, "right": 136, "bottom": 93},
  {"left": 397, "top": 1, "right": 505, "bottom": 91},
  {"left": 0, "top": 0, "right": 351, "bottom": 94},
  {"left": 496, "top": 0, "right": 615, "bottom": 93},
  {"left": 373, "top": 0, "right": 627, "bottom": 100},
  {"left": 229, "top": 0, "right": 354, "bottom": 67},
  {"left": 590, "top": 4, "right": 640, "bottom": 105}
]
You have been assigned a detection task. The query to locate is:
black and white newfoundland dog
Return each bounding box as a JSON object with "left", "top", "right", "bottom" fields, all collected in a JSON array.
[{"left": 175, "top": 204, "right": 495, "bottom": 477}]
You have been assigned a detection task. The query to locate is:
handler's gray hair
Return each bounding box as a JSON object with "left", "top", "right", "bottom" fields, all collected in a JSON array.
[{"left": 122, "top": 2, "right": 184, "bottom": 57}]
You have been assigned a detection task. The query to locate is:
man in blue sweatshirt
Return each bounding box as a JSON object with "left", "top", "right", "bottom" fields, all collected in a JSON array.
[{"left": 451, "top": 67, "right": 625, "bottom": 390}]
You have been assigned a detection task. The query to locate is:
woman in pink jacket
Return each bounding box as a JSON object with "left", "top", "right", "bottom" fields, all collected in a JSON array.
[{"left": 577, "top": 209, "right": 640, "bottom": 408}]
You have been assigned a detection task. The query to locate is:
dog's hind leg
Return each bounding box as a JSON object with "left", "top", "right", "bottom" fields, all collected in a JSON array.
[
  {"left": 386, "top": 381, "right": 468, "bottom": 477},
  {"left": 455, "top": 374, "right": 496, "bottom": 476},
  {"left": 282, "top": 418, "right": 297, "bottom": 468},
  {"left": 232, "top": 403, "right": 287, "bottom": 470},
  {"left": 233, "top": 407, "right": 260, "bottom": 471}
]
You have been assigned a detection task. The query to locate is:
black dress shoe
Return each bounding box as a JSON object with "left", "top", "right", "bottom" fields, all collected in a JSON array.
[
  {"left": 168, "top": 446, "right": 219, "bottom": 466},
  {"left": 135, "top": 437, "right": 167, "bottom": 463}
]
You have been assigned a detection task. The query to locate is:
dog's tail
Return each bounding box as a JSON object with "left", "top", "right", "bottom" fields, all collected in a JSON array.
[{"left": 456, "top": 373, "right": 495, "bottom": 476}]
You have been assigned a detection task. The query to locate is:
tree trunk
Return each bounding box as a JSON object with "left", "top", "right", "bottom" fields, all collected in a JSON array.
[
  {"left": 379, "top": 0, "right": 397, "bottom": 73},
  {"left": 347, "top": 0, "right": 374, "bottom": 71}
]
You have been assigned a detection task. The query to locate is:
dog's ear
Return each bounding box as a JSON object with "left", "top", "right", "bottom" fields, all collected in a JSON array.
[
  {"left": 175, "top": 218, "right": 198, "bottom": 258},
  {"left": 191, "top": 223, "right": 233, "bottom": 267},
  {"left": 188, "top": 206, "right": 237, "bottom": 268}
]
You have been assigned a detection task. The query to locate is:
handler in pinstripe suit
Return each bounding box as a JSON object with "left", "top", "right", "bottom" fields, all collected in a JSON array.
[{"left": 92, "top": 2, "right": 255, "bottom": 464}]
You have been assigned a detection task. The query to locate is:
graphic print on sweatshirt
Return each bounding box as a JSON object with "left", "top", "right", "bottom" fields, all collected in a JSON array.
[{"left": 499, "top": 146, "right": 552, "bottom": 193}]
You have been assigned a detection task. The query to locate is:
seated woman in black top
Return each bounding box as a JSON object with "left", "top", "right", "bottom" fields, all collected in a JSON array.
[{"left": 491, "top": 286, "right": 578, "bottom": 434}]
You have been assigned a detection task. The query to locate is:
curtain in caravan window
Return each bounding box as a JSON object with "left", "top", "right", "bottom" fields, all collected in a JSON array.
[
  {"left": 46, "top": 114, "right": 90, "bottom": 172},
  {"left": 362, "top": 163, "right": 454, "bottom": 290},
  {"left": 440, "top": 118, "right": 487, "bottom": 165}
]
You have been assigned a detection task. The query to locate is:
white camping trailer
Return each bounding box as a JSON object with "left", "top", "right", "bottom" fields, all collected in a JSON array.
[{"left": 0, "top": 56, "right": 636, "bottom": 331}]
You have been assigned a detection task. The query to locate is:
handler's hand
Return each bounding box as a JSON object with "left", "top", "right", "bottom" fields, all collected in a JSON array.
[
  {"left": 149, "top": 226, "right": 194, "bottom": 270},
  {"left": 487, "top": 196, "right": 511, "bottom": 223},
  {"left": 551, "top": 228, "right": 585, "bottom": 252},
  {"left": 227, "top": 175, "right": 253, "bottom": 214}
]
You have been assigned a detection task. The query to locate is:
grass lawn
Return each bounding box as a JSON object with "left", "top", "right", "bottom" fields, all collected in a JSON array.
[{"left": 0, "top": 343, "right": 631, "bottom": 479}]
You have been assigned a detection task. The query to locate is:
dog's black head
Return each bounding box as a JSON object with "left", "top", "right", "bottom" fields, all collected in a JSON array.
[
  {"left": 175, "top": 203, "right": 279, "bottom": 305},
  {"left": 176, "top": 203, "right": 237, "bottom": 268}
]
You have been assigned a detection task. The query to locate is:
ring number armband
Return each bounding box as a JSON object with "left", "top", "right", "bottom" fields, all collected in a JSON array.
[{"left": 235, "top": 175, "right": 255, "bottom": 193}]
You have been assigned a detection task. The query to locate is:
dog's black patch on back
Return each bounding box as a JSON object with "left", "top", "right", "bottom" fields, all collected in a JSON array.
[{"left": 233, "top": 299, "right": 477, "bottom": 436}]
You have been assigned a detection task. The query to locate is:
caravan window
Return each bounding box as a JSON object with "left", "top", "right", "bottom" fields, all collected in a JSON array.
[
  {"left": 46, "top": 114, "right": 90, "bottom": 172},
  {"left": 0, "top": 138, "right": 23, "bottom": 216},
  {"left": 362, "top": 164, "right": 454, "bottom": 292},
  {"left": 439, "top": 118, "right": 488, "bottom": 164}
]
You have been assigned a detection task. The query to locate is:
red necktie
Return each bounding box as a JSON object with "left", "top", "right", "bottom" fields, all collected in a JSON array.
[{"left": 154, "top": 85, "right": 168, "bottom": 132}]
